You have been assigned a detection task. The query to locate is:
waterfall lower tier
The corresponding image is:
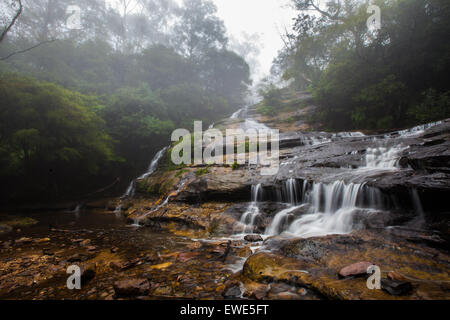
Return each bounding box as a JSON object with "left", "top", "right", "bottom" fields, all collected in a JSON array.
[
  {"left": 266, "top": 205, "right": 306, "bottom": 236},
  {"left": 237, "top": 184, "right": 263, "bottom": 234},
  {"left": 137, "top": 180, "right": 189, "bottom": 224},
  {"left": 119, "top": 147, "right": 168, "bottom": 203},
  {"left": 239, "top": 203, "right": 260, "bottom": 234},
  {"left": 122, "top": 181, "right": 136, "bottom": 199},
  {"left": 265, "top": 180, "right": 389, "bottom": 238},
  {"left": 138, "top": 147, "right": 168, "bottom": 180},
  {"left": 283, "top": 178, "right": 300, "bottom": 205}
]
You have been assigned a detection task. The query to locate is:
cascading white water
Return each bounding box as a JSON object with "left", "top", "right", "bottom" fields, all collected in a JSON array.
[
  {"left": 122, "top": 181, "right": 136, "bottom": 199},
  {"left": 285, "top": 181, "right": 364, "bottom": 238},
  {"left": 138, "top": 147, "right": 169, "bottom": 180},
  {"left": 284, "top": 178, "right": 300, "bottom": 205},
  {"left": 130, "top": 179, "right": 189, "bottom": 226},
  {"left": 266, "top": 180, "right": 375, "bottom": 238},
  {"left": 242, "top": 119, "right": 270, "bottom": 131},
  {"left": 120, "top": 147, "right": 168, "bottom": 201},
  {"left": 308, "top": 136, "right": 331, "bottom": 146},
  {"left": 266, "top": 205, "right": 306, "bottom": 236},
  {"left": 142, "top": 180, "right": 188, "bottom": 219},
  {"left": 230, "top": 108, "right": 243, "bottom": 119},
  {"left": 332, "top": 131, "right": 365, "bottom": 138},
  {"left": 239, "top": 184, "right": 262, "bottom": 234},
  {"left": 115, "top": 147, "right": 169, "bottom": 214},
  {"left": 266, "top": 121, "right": 445, "bottom": 239},
  {"left": 66, "top": 204, "right": 81, "bottom": 214},
  {"left": 113, "top": 204, "right": 122, "bottom": 217},
  {"left": 410, "top": 188, "right": 425, "bottom": 219},
  {"left": 364, "top": 145, "right": 408, "bottom": 169},
  {"left": 396, "top": 121, "right": 443, "bottom": 137}
]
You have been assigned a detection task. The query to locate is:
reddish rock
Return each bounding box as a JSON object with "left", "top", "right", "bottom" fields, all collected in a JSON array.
[
  {"left": 177, "top": 252, "right": 200, "bottom": 262},
  {"left": 114, "top": 279, "right": 150, "bottom": 297},
  {"left": 387, "top": 271, "right": 408, "bottom": 282},
  {"left": 338, "top": 261, "right": 374, "bottom": 278}
]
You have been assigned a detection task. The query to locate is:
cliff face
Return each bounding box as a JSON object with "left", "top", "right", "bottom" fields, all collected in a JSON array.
[{"left": 112, "top": 96, "right": 450, "bottom": 300}]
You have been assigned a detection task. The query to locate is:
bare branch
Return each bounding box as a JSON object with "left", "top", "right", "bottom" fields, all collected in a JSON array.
[
  {"left": 0, "top": 0, "right": 23, "bottom": 43},
  {"left": 0, "top": 39, "right": 56, "bottom": 61},
  {"left": 305, "top": 0, "right": 343, "bottom": 21}
]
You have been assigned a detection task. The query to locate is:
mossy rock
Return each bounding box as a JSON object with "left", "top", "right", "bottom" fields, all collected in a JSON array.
[{"left": 0, "top": 216, "right": 38, "bottom": 228}]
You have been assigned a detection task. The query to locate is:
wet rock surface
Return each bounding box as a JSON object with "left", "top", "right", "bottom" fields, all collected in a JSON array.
[
  {"left": 241, "top": 230, "right": 450, "bottom": 300},
  {"left": 0, "top": 103, "right": 449, "bottom": 300}
]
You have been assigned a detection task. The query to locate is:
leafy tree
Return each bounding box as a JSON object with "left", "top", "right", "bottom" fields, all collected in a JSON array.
[
  {"left": 0, "top": 0, "right": 251, "bottom": 202},
  {"left": 277, "top": 0, "right": 450, "bottom": 131},
  {"left": 200, "top": 49, "right": 251, "bottom": 104},
  {"left": 0, "top": 75, "right": 116, "bottom": 202},
  {"left": 173, "top": 0, "right": 228, "bottom": 60}
]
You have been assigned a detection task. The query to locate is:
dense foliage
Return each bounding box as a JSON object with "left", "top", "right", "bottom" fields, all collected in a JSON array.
[
  {"left": 0, "top": 0, "right": 251, "bottom": 203},
  {"left": 272, "top": 0, "right": 450, "bottom": 131}
]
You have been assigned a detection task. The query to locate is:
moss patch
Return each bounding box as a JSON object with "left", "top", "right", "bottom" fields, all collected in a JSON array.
[{"left": 0, "top": 216, "right": 38, "bottom": 228}]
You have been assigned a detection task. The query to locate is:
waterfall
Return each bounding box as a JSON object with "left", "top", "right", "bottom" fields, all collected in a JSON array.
[
  {"left": 66, "top": 204, "right": 81, "bottom": 214},
  {"left": 265, "top": 180, "right": 386, "bottom": 238},
  {"left": 122, "top": 181, "right": 136, "bottom": 199},
  {"left": 283, "top": 178, "right": 300, "bottom": 205},
  {"left": 396, "top": 120, "right": 443, "bottom": 137},
  {"left": 113, "top": 204, "right": 122, "bottom": 217},
  {"left": 138, "top": 147, "right": 169, "bottom": 180},
  {"left": 251, "top": 184, "right": 262, "bottom": 202},
  {"left": 136, "top": 180, "right": 189, "bottom": 224},
  {"left": 119, "top": 147, "right": 168, "bottom": 201},
  {"left": 364, "top": 145, "right": 408, "bottom": 169},
  {"left": 239, "top": 184, "right": 263, "bottom": 234},
  {"left": 230, "top": 108, "right": 243, "bottom": 119},
  {"left": 266, "top": 205, "right": 306, "bottom": 236},
  {"left": 286, "top": 182, "right": 364, "bottom": 238},
  {"left": 242, "top": 119, "right": 270, "bottom": 131},
  {"left": 410, "top": 189, "right": 424, "bottom": 216},
  {"left": 332, "top": 131, "right": 365, "bottom": 138},
  {"left": 307, "top": 136, "right": 331, "bottom": 146},
  {"left": 114, "top": 147, "right": 168, "bottom": 214}
]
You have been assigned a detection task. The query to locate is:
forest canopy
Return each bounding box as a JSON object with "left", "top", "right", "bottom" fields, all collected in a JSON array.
[
  {"left": 270, "top": 0, "right": 450, "bottom": 131},
  {"left": 0, "top": 0, "right": 251, "bottom": 203}
]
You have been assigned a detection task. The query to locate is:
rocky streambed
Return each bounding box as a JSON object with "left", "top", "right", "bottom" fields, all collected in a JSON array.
[{"left": 1, "top": 99, "right": 449, "bottom": 300}]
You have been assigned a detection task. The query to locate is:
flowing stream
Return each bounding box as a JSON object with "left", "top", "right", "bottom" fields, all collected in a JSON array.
[
  {"left": 231, "top": 109, "right": 438, "bottom": 240},
  {"left": 114, "top": 147, "right": 168, "bottom": 214}
]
